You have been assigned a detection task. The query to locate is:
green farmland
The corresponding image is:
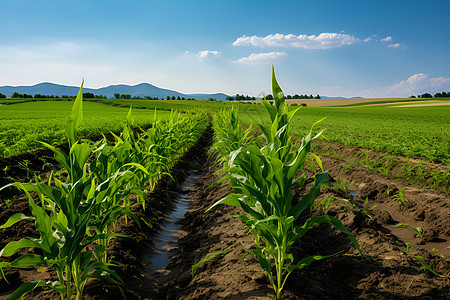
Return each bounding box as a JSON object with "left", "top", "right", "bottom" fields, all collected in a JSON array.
[
  {"left": 239, "top": 104, "right": 450, "bottom": 165},
  {"left": 1, "top": 98, "right": 448, "bottom": 165},
  {"left": 0, "top": 100, "right": 174, "bottom": 157},
  {"left": 0, "top": 85, "right": 448, "bottom": 299}
]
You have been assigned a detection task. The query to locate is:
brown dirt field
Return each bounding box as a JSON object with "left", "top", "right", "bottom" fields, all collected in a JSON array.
[
  {"left": 394, "top": 102, "right": 450, "bottom": 108},
  {"left": 1, "top": 131, "right": 449, "bottom": 299},
  {"left": 284, "top": 98, "right": 406, "bottom": 107}
]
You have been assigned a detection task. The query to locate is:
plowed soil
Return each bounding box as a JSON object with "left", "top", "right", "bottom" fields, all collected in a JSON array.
[{"left": 1, "top": 131, "right": 449, "bottom": 299}]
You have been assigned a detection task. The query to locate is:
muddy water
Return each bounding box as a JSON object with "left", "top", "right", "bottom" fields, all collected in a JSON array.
[{"left": 142, "top": 169, "right": 200, "bottom": 271}]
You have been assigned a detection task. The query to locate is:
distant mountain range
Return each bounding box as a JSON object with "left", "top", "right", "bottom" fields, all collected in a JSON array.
[
  {"left": 0, "top": 82, "right": 230, "bottom": 101},
  {"left": 0, "top": 82, "right": 363, "bottom": 101}
]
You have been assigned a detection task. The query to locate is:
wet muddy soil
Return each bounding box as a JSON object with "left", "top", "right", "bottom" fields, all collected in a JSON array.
[{"left": 1, "top": 135, "right": 449, "bottom": 299}]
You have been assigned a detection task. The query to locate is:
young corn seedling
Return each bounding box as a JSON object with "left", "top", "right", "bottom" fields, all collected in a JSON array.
[
  {"left": 208, "top": 67, "right": 360, "bottom": 300},
  {"left": 394, "top": 223, "right": 423, "bottom": 240},
  {"left": 414, "top": 256, "right": 448, "bottom": 278},
  {"left": 392, "top": 188, "right": 408, "bottom": 207}
]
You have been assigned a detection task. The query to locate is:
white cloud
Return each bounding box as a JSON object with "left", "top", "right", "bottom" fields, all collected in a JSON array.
[
  {"left": 360, "top": 73, "right": 450, "bottom": 97},
  {"left": 184, "top": 50, "right": 221, "bottom": 61},
  {"left": 235, "top": 52, "right": 287, "bottom": 64},
  {"left": 388, "top": 43, "right": 403, "bottom": 48},
  {"left": 197, "top": 50, "right": 221, "bottom": 61},
  {"left": 233, "top": 33, "right": 362, "bottom": 49},
  {"left": 380, "top": 36, "right": 393, "bottom": 42}
]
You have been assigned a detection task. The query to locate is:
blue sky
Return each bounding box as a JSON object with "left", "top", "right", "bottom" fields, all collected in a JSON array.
[{"left": 1, "top": 0, "right": 450, "bottom": 97}]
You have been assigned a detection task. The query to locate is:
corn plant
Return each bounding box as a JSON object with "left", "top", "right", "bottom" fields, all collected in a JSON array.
[
  {"left": 209, "top": 68, "right": 360, "bottom": 299},
  {"left": 394, "top": 223, "right": 423, "bottom": 239},
  {"left": 210, "top": 108, "right": 252, "bottom": 164},
  {"left": 0, "top": 84, "right": 123, "bottom": 300}
]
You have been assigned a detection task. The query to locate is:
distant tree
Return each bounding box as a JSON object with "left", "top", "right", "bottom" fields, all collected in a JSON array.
[
  {"left": 409, "top": 95, "right": 416, "bottom": 98},
  {"left": 34, "top": 94, "right": 42, "bottom": 99},
  {"left": 0, "top": 93, "right": 6, "bottom": 99},
  {"left": 442, "top": 92, "right": 448, "bottom": 97},
  {"left": 166, "top": 96, "right": 170, "bottom": 100},
  {"left": 293, "top": 94, "right": 300, "bottom": 99},
  {"left": 182, "top": 97, "right": 185, "bottom": 100},
  {"left": 83, "top": 92, "right": 95, "bottom": 99},
  {"left": 171, "top": 96, "right": 175, "bottom": 100},
  {"left": 177, "top": 96, "right": 181, "bottom": 100},
  {"left": 265, "top": 94, "right": 273, "bottom": 100},
  {"left": 315, "top": 95, "right": 321, "bottom": 99},
  {"left": 114, "top": 93, "right": 120, "bottom": 99},
  {"left": 286, "top": 95, "right": 292, "bottom": 99},
  {"left": 12, "top": 92, "right": 22, "bottom": 98},
  {"left": 420, "top": 93, "right": 432, "bottom": 98}
]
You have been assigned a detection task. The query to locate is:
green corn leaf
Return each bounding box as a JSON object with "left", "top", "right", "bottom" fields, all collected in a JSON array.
[
  {"left": 289, "top": 172, "right": 329, "bottom": 219},
  {"left": 414, "top": 255, "right": 444, "bottom": 277},
  {"left": 271, "top": 65, "right": 286, "bottom": 113},
  {"left": 36, "top": 182, "right": 63, "bottom": 208},
  {"left": 70, "top": 142, "right": 91, "bottom": 173},
  {"left": 28, "top": 197, "right": 56, "bottom": 254},
  {"left": 0, "top": 238, "right": 42, "bottom": 257},
  {"left": 261, "top": 97, "right": 277, "bottom": 123},
  {"left": 126, "top": 105, "right": 134, "bottom": 127},
  {"left": 8, "top": 280, "right": 65, "bottom": 300},
  {"left": 205, "top": 194, "right": 242, "bottom": 213},
  {"left": 250, "top": 248, "right": 272, "bottom": 274},
  {"left": 65, "top": 80, "right": 84, "bottom": 146},
  {"left": 309, "top": 153, "right": 324, "bottom": 172},
  {"left": 0, "top": 213, "right": 35, "bottom": 229},
  {"left": 122, "top": 162, "right": 150, "bottom": 175},
  {"left": 40, "top": 142, "right": 71, "bottom": 172},
  {"left": 192, "top": 248, "right": 230, "bottom": 277},
  {"left": 288, "top": 252, "right": 338, "bottom": 273},
  {"left": 0, "top": 254, "right": 46, "bottom": 269}
]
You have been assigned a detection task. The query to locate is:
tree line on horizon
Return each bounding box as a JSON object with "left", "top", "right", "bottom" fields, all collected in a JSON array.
[
  {"left": 265, "top": 94, "right": 321, "bottom": 100},
  {"left": 409, "top": 91, "right": 450, "bottom": 98},
  {"left": 0, "top": 92, "right": 197, "bottom": 100}
]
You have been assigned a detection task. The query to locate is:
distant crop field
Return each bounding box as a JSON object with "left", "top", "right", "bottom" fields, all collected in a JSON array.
[
  {"left": 282, "top": 97, "right": 450, "bottom": 107},
  {"left": 239, "top": 104, "right": 450, "bottom": 164},
  {"left": 0, "top": 100, "right": 172, "bottom": 156}
]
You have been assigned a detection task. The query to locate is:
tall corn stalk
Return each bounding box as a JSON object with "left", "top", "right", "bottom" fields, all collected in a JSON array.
[{"left": 209, "top": 67, "right": 360, "bottom": 299}]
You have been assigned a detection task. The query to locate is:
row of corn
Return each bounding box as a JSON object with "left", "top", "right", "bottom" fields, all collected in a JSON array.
[{"left": 0, "top": 83, "right": 208, "bottom": 300}]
